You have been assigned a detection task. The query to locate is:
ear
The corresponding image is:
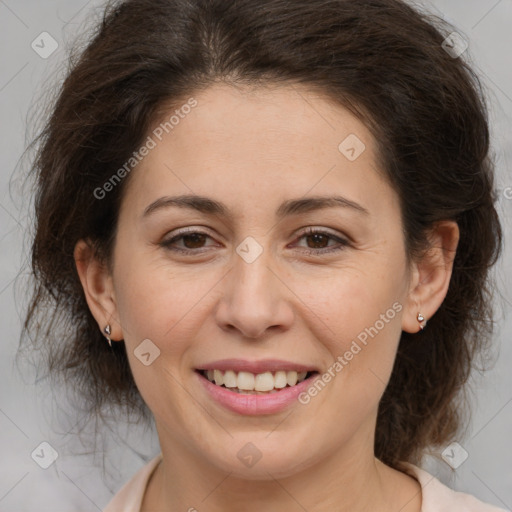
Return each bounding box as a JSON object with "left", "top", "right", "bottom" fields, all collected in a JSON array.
[
  {"left": 401, "top": 220, "right": 460, "bottom": 333},
  {"left": 74, "top": 239, "right": 123, "bottom": 341}
]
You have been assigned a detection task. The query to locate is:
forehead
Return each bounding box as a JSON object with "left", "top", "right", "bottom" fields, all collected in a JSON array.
[
  {"left": 156, "top": 82, "right": 371, "bottom": 150},
  {"left": 119, "top": 82, "right": 395, "bottom": 222}
]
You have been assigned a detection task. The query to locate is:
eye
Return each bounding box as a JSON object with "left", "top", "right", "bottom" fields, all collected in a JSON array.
[
  {"left": 159, "top": 228, "right": 218, "bottom": 254},
  {"left": 291, "top": 227, "right": 350, "bottom": 255},
  {"left": 159, "top": 226, "right": 350, "bottom": 256}
]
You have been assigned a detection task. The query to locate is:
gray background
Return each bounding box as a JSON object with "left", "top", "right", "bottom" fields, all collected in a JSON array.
[{"left": 0, "top": 0, "right": 511, "bottom": 510}]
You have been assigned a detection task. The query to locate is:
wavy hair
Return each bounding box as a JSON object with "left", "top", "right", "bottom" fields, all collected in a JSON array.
[{"left": 20, "top": 0, "right": 503, "bottom": 470}]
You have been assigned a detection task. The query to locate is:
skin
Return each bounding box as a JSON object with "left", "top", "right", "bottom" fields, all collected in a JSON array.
[{"left": 75, "top": 82, "right": 459, "bottom": 512}]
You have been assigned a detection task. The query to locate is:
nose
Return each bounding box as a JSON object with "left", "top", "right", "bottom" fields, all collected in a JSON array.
[{"left": 214, "top": 247, "right": 294, "bottom": 340}]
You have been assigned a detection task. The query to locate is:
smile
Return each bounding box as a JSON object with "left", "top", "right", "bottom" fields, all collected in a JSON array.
[
  {"left": 199, "top": 369, "right": 314, "bottom": 394},
  {"left": 195, "top": 362, "right": 320, "bottom": 415}
]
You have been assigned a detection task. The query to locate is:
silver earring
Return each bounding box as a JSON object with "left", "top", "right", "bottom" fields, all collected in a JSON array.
[
  {"left": 417, "top": 313, "right": 427, "bottom": 331},
  {"left": 103, "top": 324, "right": 112, "bottom": 348}
]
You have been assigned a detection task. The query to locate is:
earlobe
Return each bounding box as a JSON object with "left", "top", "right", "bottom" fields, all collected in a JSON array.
[
  {"left": 402, "top": 220, "right": 460, "bottom": 334},
  {"left": 416, "top": 312, "right": 427, "bottom": 330},
  {"left": 73, "top": 239, "right": 122, "bottom": 341}
]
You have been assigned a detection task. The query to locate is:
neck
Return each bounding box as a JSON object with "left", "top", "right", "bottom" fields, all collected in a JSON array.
[{"left": 142, "top": 423, "right": 422, "bottom": 512}]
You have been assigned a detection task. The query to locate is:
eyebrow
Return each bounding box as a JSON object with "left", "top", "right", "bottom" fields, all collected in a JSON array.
[{"left": 142, "top": 194, "right": 370, "bottom": 220}]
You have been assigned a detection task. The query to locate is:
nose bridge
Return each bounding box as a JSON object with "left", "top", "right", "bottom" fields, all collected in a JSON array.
[
  {"left": 215, "top": 240, "right": 293, "bottom": 338},
  {"left": 235, "top": 248, "right": 273, "bottom": 303}
]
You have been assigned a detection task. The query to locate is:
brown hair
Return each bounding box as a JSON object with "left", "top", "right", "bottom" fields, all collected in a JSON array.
[{"left": 20, "top": 0, "right": 503, "bottom": 469}]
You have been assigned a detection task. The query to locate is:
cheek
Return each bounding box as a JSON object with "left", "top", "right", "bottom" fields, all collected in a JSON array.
[
  {"left": 299, "top": 281, "right": 404, "bottom": 433},
  {"left": 289, "top": 255, "right": 406, "bottom": 413},
  {"left": 290, "top": 258, "right": 405, "bottom": 345},
  {"left": 111, "top": 255, "right": 213, "bottom": 422},
  {"left": 112, "top": 248, "right": 206, "bottom": 350}
]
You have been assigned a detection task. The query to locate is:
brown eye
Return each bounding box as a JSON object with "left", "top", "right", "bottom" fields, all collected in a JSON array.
[
  {"left": 293, "top": 228, "right": 350, "bottom": 255},
  {"left": 181, "top": 233, "right": 208, "bottom": 249},
  {"left": 304, "top": 233, "right": 330, "bottom": 249},
  {"left": 160, "top": 230, "right": 217, "bottom": 254}
]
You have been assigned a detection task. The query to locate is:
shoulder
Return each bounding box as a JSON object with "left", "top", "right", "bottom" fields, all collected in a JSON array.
[
  {"left": 103, "top": 454, "right": 163, "bottom": 512},
  {"left": 401, "top": 463, "right": 508, "bottom": 512}
]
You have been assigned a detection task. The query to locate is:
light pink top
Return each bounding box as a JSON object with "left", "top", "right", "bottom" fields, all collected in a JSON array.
[{"left": 103, "top": 454, "right": 507, "bottom": 511}]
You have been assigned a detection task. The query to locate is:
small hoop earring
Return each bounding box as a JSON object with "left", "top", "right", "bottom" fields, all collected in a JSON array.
[
  {"left": 103, "top": 324, "right": 112, "bottom": 348},
  {"left": 417, "top": 312, "right": 427, "bottom": 331}
]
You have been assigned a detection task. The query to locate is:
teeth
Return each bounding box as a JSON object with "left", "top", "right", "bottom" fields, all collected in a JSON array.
[
  {"left": 213, "top": 369, "right": 224, "bottom": 386},
  {"left": 223, "top": 370, "right": 237, "bottom": 388},
  {"left": 286, "top": 371, "right": 298, "bottom": 386},
  {"left": 202, "top": 369, "right": 311, "bottom": 392},
  {"left": 254, "top": 372, "right": 274, "bottom": 392},
  {"left": 237, "top": 371, "right": 255, "bottom": 390},
  {"left": 274, "top": 370, "right": 288, "bottom": 388}
]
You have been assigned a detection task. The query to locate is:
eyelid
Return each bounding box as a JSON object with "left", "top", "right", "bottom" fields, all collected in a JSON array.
[
  {"left": 295, "top": 225, "right": 345, "bottom": 238},
  {"left": 163, "top": 225, "right": 219, "bottom": 241}
]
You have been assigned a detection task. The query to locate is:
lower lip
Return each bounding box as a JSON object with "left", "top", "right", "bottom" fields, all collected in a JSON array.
[{"left": 196, "top": 371, "right": 319, "bottom": 415}]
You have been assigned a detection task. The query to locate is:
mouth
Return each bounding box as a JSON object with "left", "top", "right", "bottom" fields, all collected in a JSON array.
[{"left": 196, "top": 369, "right": 319, "bottom": 394}]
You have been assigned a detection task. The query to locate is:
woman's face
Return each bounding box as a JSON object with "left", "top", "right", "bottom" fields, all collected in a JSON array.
[{"left": 101, "top": 83, "right": 422, "bottom": 477}]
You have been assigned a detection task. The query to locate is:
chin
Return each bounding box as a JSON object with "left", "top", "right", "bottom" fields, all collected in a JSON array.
[{"left": 204, "top": 437, "right": 316, "bottom": 480}]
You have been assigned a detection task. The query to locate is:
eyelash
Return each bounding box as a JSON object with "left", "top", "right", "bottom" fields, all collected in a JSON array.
[{"left": 159, "top": 227, "right": 350, "bottom": 256}]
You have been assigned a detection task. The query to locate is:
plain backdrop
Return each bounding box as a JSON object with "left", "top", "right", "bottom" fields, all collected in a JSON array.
[{"left": 0, "top": 0, "right": 511, "bottom": 510}]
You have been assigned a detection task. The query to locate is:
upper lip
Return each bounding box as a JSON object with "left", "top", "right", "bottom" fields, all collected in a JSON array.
[{"left": 196, "top": 358, "right": 319, "bottom": 374}]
